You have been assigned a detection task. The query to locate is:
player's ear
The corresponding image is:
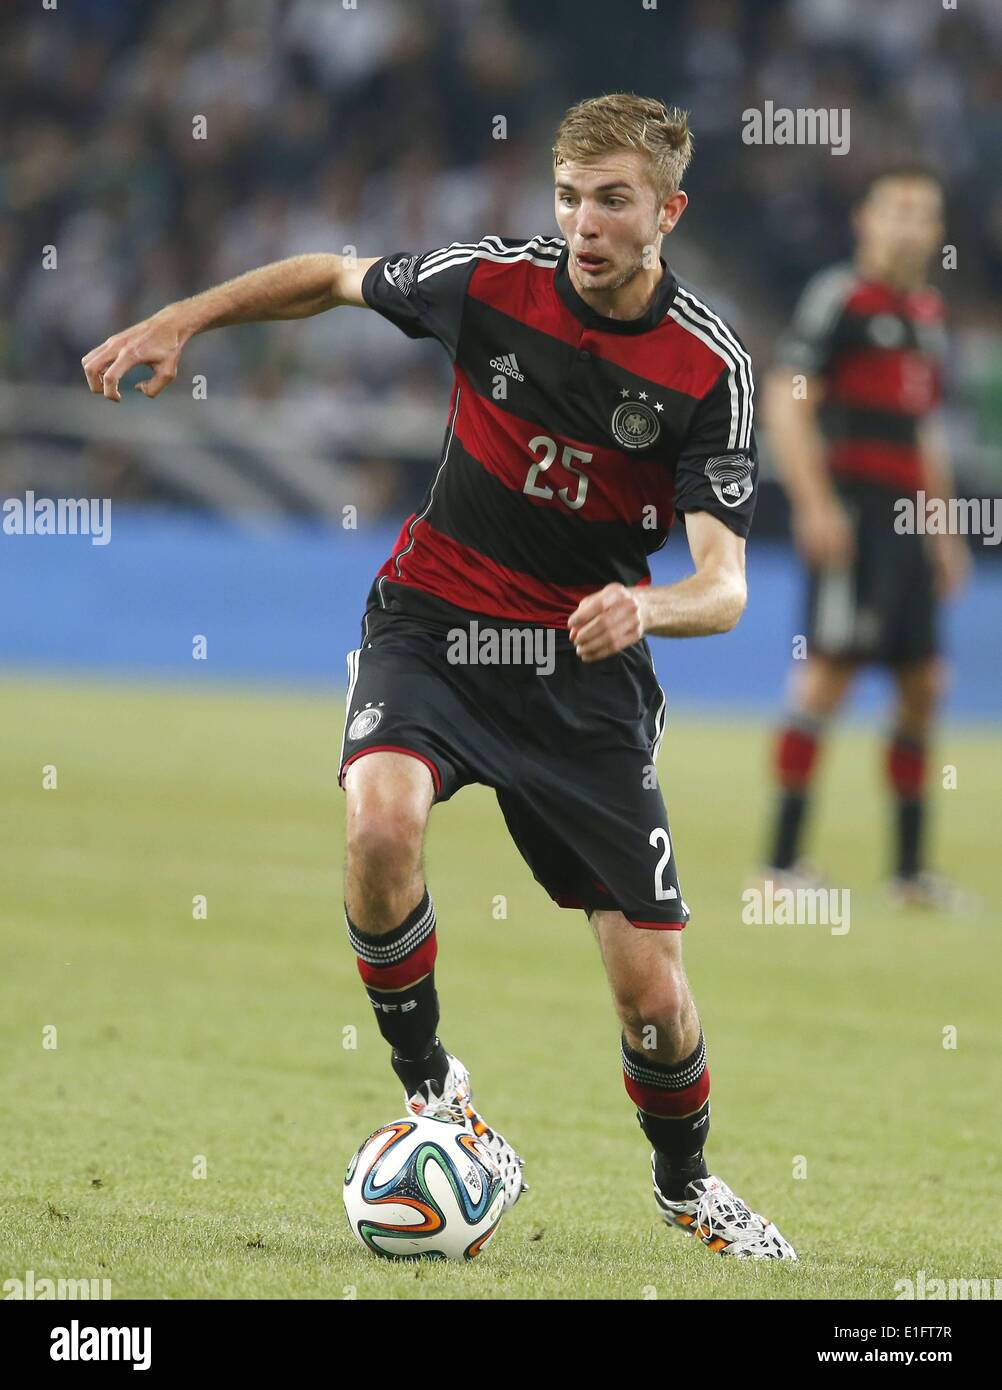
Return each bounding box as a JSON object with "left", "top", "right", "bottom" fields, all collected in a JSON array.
[{"left": 660, "top": 190, "right": 688, "bottom": 235}]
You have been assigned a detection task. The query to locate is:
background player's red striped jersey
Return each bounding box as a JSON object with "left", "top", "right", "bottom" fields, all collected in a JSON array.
[
  {"left": 360, "top": 234, "right": 757, "bottom": 631},
  {"left": 774, "top": 262, "right": 948, "bottom": 493}
]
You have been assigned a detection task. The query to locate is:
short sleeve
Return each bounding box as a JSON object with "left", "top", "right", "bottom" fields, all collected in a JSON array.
[
  {"left": 672, "top": 361, "right": 758, "bottom": 539},
  {"left": 360, "top": 242, "right": 480, "bottom": 359},
  {"left": 773, "top": 264, "right": 855, "bottom": 377}
]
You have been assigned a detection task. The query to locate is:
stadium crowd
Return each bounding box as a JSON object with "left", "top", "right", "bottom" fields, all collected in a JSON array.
[{"left": 3, "top": 0, "right": 1000, "bottom": 510}]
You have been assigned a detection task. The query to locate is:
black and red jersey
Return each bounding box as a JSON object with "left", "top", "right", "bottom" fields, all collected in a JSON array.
[
  {"left": 360, "top": 234, "right": 757, "bottom": 630},
  {"left": 774, "top": 262, "right": 947, "bottom": 492}
]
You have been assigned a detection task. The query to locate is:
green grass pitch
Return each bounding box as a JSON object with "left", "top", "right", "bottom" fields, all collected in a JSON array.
[{"left": 2, "top": 674, "right": 999, "bottom": 1300}]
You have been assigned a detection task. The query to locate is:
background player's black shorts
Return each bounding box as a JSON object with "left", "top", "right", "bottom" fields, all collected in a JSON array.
[
  {"left": 804, "top": 478, "right": 939, "bottom": 666},
  {"left": 338, "top": 605, "right": 689, "bottom": 928}
]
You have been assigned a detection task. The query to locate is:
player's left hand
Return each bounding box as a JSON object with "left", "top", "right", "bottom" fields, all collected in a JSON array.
[
  {"left": 931, "top": 532, "right": 971, "bottom": 600},
  {"left": 568, "top": 583, "right": 646, "bottom": 662}
]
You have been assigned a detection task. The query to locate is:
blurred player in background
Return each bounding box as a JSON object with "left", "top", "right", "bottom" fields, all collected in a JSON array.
[{"left": 762, "top": 166, "right": 970, "bottom": 905}]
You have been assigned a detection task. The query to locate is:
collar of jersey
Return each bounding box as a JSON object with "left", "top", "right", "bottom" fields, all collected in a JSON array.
[{"left": 553, "top": 243, "right": 677, "bottom": 336}]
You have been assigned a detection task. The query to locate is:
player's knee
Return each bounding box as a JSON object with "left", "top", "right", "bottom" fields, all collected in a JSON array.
[
  {"left": 798, "top": 656, "right": 855, "bottom": 716},
  {"left": 916, "top": 663, "right": 944, "bottom": 714},
  {"left": 345, "top": 797, "right": 426, "bottom": 886},
  {"left": 616, "top": 975, "right": 688, "bottom": 1037},
  {"left": 897, "top": 661, "right": 943, "bottom": 726}
]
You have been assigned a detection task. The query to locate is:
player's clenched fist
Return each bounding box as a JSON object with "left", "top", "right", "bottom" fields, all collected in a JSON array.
[
  {"left": 568, "top": 582, "right": 646, "bottom": 662},
  {"left": 81, "top": 308, "right": 187, "bottom": 403}
]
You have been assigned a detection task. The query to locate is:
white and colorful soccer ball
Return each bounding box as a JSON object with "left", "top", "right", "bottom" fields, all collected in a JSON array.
[{"left": 343, "top": 1116, "right": 506, "bottom": 1260}]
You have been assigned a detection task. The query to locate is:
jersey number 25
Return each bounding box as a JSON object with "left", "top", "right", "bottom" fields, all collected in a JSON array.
[{"left": 523, "top": 435, "right": 592, "bottom": 511}]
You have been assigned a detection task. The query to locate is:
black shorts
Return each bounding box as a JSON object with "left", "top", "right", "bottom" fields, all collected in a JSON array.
[
  {"left": 805, "top": 479, "right": 938, "bottom": 666},
  {"left": 338, "top": 605, "right": 689, "bottom": 928}
]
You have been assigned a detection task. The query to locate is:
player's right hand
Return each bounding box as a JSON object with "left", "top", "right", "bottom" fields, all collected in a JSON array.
[
  {"left": 81, "top": 309, "right": 187, "bottom": 403},
  {"left": 792, "top": 499, "right": 855, "bottom": 568}
]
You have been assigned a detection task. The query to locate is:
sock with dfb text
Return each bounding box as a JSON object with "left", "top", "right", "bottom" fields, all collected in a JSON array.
[
  {"left": 769, "top": 713, "right": 825, "bottom": 870},
  {"left": 886, "top": 730, "right": 927, "bottom": 878},
  {"left": 622, "top": 1031, "right": 711, "bottom": 1201},
  {"left": 346, "top": 887, "right": 450, "bottom": 1093}
]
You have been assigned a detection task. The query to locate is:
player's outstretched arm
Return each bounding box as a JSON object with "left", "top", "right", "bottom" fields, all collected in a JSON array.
[
  {"left": 81, "top": 253, "right": 380, "bottom": 402},
  {"left": 568, "top": 512, "right": 748, "bottom": 660}
]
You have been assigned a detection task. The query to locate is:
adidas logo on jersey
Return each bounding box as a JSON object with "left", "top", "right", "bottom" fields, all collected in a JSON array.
[
  {"left": 705, "top": 453, "right": 753, "bottom": 508},
  {"left": 490, "top": 353, "right": 525, "bottom": 382},
  {"left": 386, "top": 254, "right": 419, "bottom": 297}
]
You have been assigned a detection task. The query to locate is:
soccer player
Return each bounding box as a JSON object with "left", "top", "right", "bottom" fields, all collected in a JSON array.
[
  {"left": 82, "top": 94, "right": 795, "bottom": 1259},
  {"left": 762, "top": 165, "right": 970, "bottom": 905}
]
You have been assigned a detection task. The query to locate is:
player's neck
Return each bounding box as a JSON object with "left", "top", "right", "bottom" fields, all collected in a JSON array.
[
  {"left": 855, "top": 250, "right": 925, "bottom": 296},
  {"left": 569, "top": 260, "right": 665, "bottom": 322}
]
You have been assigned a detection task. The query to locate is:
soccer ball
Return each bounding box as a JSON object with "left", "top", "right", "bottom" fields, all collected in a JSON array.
[{"left": 343, "top": 1116, "right": 506, "bottom": 1260}]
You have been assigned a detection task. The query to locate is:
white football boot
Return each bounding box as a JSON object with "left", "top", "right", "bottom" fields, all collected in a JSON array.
[
  {"left": 751, "top": 859, "right": 828, "bottom": 894},
  {"left": 404, "top": 1052, "right": 528, "bottom": 1211},
  {"left": 652, "top": 1155, "right": 797, "bottom": 1260},
  {"left": 884, "top": 871, "right": 975, "bottom": 913}
]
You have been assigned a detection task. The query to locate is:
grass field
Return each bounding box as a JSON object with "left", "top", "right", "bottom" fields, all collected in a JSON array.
[{"left": 2, "top": 673, "right": 999, "bottom": 1300}]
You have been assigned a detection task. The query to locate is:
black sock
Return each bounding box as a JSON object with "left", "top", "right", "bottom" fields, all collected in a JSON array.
[
  {"left": 896, "top": 797, "right": 923, "bottom": 878},
  {"left": 390, "top": 1036, "right": 451, "bottom": 1096},
  {"left": 654, "top": 1149, "right": 709, "bottom": 1201},
  {"left": 887, "top": 732, "right": 926, "bottom": 878},
  {"left": 622, "top": 1032, "right": 711, "bottom": 1200},
  {"left": 770, "top": 791, "right": 809, "bottom": 871},
  {"left": 770, "top": 717, "right": 823, "bottom": 868},
  {"left": 346, "top": 888, "right": 441, "bottom": 1057}
]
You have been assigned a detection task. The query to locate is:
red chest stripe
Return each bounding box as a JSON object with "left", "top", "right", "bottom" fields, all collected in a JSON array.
[
  {"left": 467, "top": 260, "right": 724, "bottom": 395},
  {"left": 453, "top": 366, "right": 676, "bottom": 524},
  {"left": 828, "top": 347, "right": 940, "bottom": 413}
]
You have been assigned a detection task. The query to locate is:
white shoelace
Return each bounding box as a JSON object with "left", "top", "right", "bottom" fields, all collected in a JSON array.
[{"left": 693, "top": 1182, "right": 763, "bottom": 1247}]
